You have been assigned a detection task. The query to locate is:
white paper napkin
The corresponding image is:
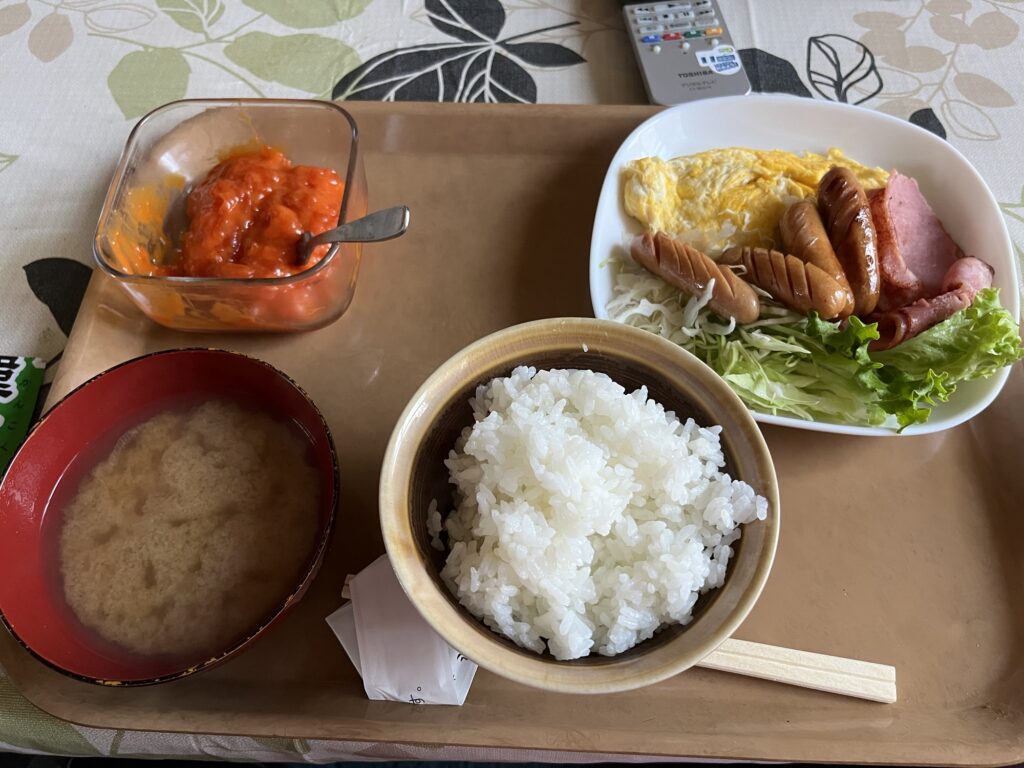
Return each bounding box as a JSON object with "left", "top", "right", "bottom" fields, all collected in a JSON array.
[{"left": 326, "top": 554, "right": 477, "bottom": 705}]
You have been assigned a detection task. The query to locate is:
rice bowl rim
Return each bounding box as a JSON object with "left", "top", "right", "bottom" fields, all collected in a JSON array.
[{"left": 379, "top": 317, "right": 780, "bottom": 694}]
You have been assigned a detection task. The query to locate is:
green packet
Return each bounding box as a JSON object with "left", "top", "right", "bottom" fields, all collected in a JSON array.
[{"left": 1, "top": 356, "right": 45, "bottom": 473}]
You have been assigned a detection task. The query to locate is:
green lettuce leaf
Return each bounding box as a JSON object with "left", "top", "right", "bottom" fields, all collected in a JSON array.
[
  {"left": 873, "top": 288, "right": 1022, "bottom": 380},
  {"left": 870, "top": 288, "right": 1023, "bottom": 429}
]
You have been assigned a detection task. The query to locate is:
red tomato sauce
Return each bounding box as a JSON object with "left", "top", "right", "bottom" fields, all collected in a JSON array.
[{"left": 173, "top": 146, "right": 343, "bottom": 279}]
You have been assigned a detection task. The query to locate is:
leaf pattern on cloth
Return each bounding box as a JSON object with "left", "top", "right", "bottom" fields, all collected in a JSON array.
[
  {"left": 83, "top": 4, "right": 156, "bottom": 33},
  {"left": 82, "top": 0, "right": 372, "bottom": 113},
  {"left": 0, "top": 154, "right": 16, "bottom": 173},
  {"left": 28, "top": 12, "right": 73, "bottom": 62},
  {"left": 249, "top": 735, "right": 311, "bottom": 756},
  {"left": 426, "top": 0, "right": 505, "bottom": 41},
  {"left": 156, "top": 0, "right": 224, "bottom": 34},
  {"left": 998, "top": 183, "right": 1024, "bottom": 298},
  {"left": 225, "top": 31, "right": 359, "bottom": 93},
  {"left": 940, "top": 98, "right": 999, "bottom": 140},
  {"left": 503, "top": 41, "right": 584, "bottom": 67},
  {"left": 739, "top": 48, "right": 811, "bottom": 97},
  {"left": 970, "top": 10, "right": 1019, "bottom": 50},
  {"left": 909, "top": 106, "right": 947, "bottom": 138},
  {"left": 333, "top": 0, "right": 584, "bottom": 102},
  {"left": 742, "top": 39, "right": 949, "bottom": 139},
  {"left": 242, "top": 0, "right": 373, "bottom": 29},
  {"left": 857, "top": 0, "right": 1016, "bottom": 141},
  {"left": 953, "top": 72, "right": 1014, "bottom": 108},
  {"left": 108, "top": 48, "right": 190, "bottom": 118},
  {"left": 0, "top": 3, "right": 31, "bottom": 36},
  {"left": 806, "top": 34, "right": 883, "bottom": 103},
  {"left": 23, "top": 258, "right": 93, "bottom": 337},
  {"left": 0, "top": 674, "right": 100, "bottom": 756}
]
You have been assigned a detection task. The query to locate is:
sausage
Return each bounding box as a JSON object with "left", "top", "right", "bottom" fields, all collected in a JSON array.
[
  {"left": 631, "top": 232, "right": 760, "bottom": 324},
  {"left": 721, "top": 246, "right": 851, "bottom": 320},
  {"left": 817, "top": 166, "right": 881, "bottom": 316},
  {"left": 779, "top": 200, "right": 854, "bottom": 317}
]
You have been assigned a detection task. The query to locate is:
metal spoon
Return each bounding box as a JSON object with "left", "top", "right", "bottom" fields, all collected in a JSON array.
[{"left": 297, "top": 205, "right": 410, "bottom": 266}]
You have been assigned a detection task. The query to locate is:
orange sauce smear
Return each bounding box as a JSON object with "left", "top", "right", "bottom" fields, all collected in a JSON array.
[
  {"left": 176, "top": 146, "right": 343, "bottom": 278},
  {"left": 106, "top": 176, "right": 183, "bottom": 276}
]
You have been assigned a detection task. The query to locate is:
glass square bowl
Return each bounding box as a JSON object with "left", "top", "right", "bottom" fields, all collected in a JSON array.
[{"left": 93, "top": 99, "right": 368, "bottom": 332}]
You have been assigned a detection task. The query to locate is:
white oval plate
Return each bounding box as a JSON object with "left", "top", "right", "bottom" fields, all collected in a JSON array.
[{"left": 589, "top": 94, "right": 1020, "bottom": 437}]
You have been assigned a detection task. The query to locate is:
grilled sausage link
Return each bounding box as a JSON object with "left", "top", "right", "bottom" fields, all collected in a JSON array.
[
  {"left": 817, "top": 166, "right": 880, "bottom": 316},
  {"left": 721, "top": 246, "right": 851, "bottom": 320},
  {"left": 631, "top": 232, "right": 760, "bottom": 324},
  {"left": 779, "top": 200, "right": 854, "bottom": 317}
]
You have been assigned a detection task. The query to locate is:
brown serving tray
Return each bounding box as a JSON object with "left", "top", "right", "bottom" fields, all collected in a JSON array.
[{"left": 3, "top": 102, "right": 1023, "bottom": 766}]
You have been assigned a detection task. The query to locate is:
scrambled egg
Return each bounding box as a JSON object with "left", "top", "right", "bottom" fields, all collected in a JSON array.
[{"left": 622, "top": 148, "right": 888, "bottom": 256}]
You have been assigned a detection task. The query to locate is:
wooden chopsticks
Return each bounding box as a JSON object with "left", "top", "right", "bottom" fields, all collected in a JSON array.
[{"left": 697, "top": 638, "right": 897, "bottom": 703}]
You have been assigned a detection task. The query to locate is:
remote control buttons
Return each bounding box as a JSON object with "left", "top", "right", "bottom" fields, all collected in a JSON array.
[{"left": 648, "top": 1, "right": 692, "bottom": 9}]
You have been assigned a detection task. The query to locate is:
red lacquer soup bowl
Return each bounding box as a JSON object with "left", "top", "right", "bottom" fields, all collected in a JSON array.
[{"left": 0, "top": 349, "right": 338, "bottom": 685}]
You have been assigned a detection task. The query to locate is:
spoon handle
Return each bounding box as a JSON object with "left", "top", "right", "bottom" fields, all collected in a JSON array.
[
  {"left": 308, "top": 206, "right": 410, "bottom": 248},
  {"left": 298, "top": 205, "right": 410, "bottom": 265}
]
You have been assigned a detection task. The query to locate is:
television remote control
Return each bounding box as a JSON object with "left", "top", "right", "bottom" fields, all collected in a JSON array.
[{"left": 622, "top": 1, "right": 751, "bottom": 105}]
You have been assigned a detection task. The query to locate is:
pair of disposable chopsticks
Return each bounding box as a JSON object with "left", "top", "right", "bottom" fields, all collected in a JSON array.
[{"left": 697, "top": 638, "right": 897, "bottom": 703}]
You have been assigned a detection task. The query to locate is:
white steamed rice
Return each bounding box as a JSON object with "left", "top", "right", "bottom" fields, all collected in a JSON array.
[{"left": 436, "top": 366, "right": 767, "bottom": 661}]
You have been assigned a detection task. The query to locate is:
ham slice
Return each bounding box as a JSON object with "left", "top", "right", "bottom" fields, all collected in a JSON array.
[
  {"left": 942, "top": 255, "right": 994, "bottom": 295},
  {"left": 873, "top": 172, "right": 964, "bottom": 300},
  {"left": 870, "top": 256, "right": 993, "bottom": 351},
  {"left": 871, "top": 292, "right": 971, "bottom": 351},
  {"left": 869, "top": 187, "right": 924, "bottom": 312},
  {"left": 865, "top": 171, "right": 992, "bottom": 349}
]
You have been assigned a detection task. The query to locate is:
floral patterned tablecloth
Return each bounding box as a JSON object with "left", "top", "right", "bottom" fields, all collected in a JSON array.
[{"left": 2, "top": 0, "right": 1023, "bottom": 760}]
